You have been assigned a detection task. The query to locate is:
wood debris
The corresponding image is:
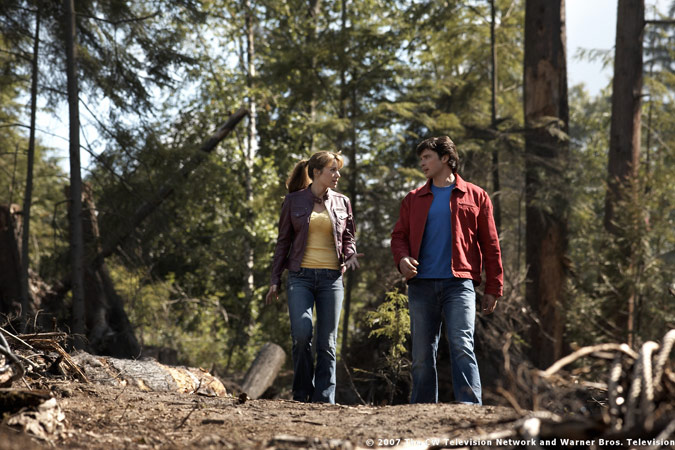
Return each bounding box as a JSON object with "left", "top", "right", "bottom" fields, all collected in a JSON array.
[
  {"left": 435, "top": 329, "right": 675, "bottom": 448},
  {"left": 0, "top": 326, "right": 228, "bottom": 444},
  {"left": 7, "top": 397, "right": 65, "bottom": 441}
]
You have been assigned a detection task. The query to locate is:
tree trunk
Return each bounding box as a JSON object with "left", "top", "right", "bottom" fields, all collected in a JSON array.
[
  {"left": 307, "top": 0, "right": 321, "bottom": 153},
  {"left": 338, "top": 0, "right": 351, "bottom": 359},
  {"left": 490, "top": 0, "right": 501, "bottom": 233},
  {"left": 63, "top": 0, "right": 86, "bottom": 350},
  {"left": 244, "top": 0, "right": 256, "bottom": 309},
  {"left": 605, "top": 0, "right": 644, "bottom": 233},
  {"left": 337, "top": 0, "right": 348, "bottom": 154},
  {"left": 0, "top": 205, "right": 22, "bottom": 317},
  {"left": 79, "top": 184, "right": 140, "bottom": 357},
  {"left": 604, "top": 0, "right": 644, "bottom": 347},
  {"left": 240, "top": 342, "right": 286, "bottom": 399},
  {"left": 225, "top": 0, "right": 258, "bottom": 371},
  {"left": 523, "top": 0, "right": 569, "bottom": 369},
  {"left": 20, "top": 10, "right": 40, "bottom": 330},
  {"left": 341, "top": 70, "right": 359, "bottom": 360}
]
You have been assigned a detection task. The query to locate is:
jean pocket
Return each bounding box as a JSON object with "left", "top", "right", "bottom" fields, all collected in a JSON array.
[
  {"left": 456, "top": 277, "right": 475, "bottom": 291},
  {"left": 327, "top": 269, "right": 342, "bottom": 281},
  {"left": 289, "top": 268, "right": 304, "bottom": 277}
]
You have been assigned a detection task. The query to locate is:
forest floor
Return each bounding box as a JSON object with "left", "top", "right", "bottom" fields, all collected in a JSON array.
[{"left": 0, "top": 377, "right": 522, "bottom": 450}]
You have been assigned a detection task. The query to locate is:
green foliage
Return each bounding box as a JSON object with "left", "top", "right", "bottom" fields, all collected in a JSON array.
[
  {"left": 1, "top": 0, "right": 673, "bottom": 398},
  {"left": 109, "top": 263, "right": 231, "bottom": 368},
  {"left": 566, "top": 46, "right": 675, "bottom": 348},
  {"left": 1, "top": 0, "right": 528, "bottom": 376},
  {"left": 359, "top": 289, "right": 411, "bottom": 404},
  {"left": 367, "top": 290, "right": 410, "bottom": 361},
  {"left": 0, "top": 139, "right": 68, "bottom": 280}
]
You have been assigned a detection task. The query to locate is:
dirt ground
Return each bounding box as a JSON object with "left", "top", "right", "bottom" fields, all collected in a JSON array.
[
  {"left": 4, "top": 338, "right": 672, "bottom": 450},
  {"left": 1, "top": 378, "right": 520, "bottom": 449}
]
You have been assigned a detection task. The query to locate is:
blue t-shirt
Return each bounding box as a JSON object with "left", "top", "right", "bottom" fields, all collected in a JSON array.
[{"left": 417, "top": 183, "right": 454, "bottom": 279}]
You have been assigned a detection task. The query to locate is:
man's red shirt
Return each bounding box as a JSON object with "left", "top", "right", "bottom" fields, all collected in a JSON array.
[{"left": 391, "top": 174, "right": 503, "bottom": 297}]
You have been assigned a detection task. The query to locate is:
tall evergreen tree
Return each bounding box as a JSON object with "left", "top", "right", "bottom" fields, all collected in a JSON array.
[
  {"left": 605, "top": 0, "right": 645, "bottom": 235},
  {"left": 523, "top": 0, "right": 569, "bottom": 368},
  {"left": 19, "top": 6, "right": 39, "bottom": 330},
  {"left": 604, "top": 0, "right": 645, "bottom": 347},
  {"left": 63, "top": 0, "right": 86, "bottom": 349}
]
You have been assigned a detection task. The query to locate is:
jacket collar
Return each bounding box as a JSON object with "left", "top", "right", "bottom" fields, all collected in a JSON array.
[
  {"left": 301, "top": 184, "right": 335, "bottom": 202},
  {"left": 419, "top": 173, "right": 466, "bottom": 195}
]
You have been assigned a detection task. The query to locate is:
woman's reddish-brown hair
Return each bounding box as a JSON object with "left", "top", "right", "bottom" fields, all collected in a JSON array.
[{"left": 286, "top": 151, "right": 344, "bottom": 193}]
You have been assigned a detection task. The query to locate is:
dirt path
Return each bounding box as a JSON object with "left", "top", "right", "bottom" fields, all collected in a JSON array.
[{"left": 1, "top": 381, "right": 519, "bottom": 449}]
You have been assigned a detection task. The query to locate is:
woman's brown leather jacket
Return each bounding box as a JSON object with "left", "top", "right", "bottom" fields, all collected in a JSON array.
[{"left": 270, "top": 186, "right": 356, "bottom": 288}]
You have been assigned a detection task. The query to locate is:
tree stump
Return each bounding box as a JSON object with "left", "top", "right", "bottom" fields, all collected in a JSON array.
[{"left": 240, "top": 342, "right": 286, "bottom": 399}]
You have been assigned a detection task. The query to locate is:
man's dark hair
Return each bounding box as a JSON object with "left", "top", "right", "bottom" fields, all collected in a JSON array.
[{"left": 416, "top": 136, "right": 459, "bottom": 173}]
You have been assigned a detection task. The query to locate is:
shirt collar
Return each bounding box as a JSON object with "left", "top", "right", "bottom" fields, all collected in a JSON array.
[{"left": 420, "top": 173, "right": 465, "bottom": 195}]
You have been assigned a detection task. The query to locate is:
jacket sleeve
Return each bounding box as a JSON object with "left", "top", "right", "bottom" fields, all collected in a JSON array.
[
  {"left": 390, "top": 193, "right": 411, "bottom": 271},
  {"left": 477, "top": 192, "right": 503, "bottom": 297},
  {"left": 341, "top": 197, "right": 357, "bottom": 261},
  {"left": 270, "top": 195, "right": 292, "bottom": 288}
]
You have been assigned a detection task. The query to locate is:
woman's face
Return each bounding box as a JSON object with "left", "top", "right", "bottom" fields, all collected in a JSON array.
[{"left": 314, "top": 159, "right": 341, "bottom": 189}]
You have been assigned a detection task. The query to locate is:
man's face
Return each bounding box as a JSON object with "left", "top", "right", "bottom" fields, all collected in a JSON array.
[{"left": 419, "top": 148, "right": 448, "bottom": 179}]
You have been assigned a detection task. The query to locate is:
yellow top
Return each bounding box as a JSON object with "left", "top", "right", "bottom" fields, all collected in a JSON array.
[{"left": 301, "top": 209, "right": 339, "bottom": 270}]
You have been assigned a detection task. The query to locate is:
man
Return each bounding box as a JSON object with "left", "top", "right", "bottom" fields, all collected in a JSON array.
[{"left": 390, "top": 136, "right": 503, "bottom": 404}]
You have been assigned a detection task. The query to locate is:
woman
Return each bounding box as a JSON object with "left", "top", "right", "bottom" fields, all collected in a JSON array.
[{"left": 266, "top": 151, "right": 361, "bottom": 404}]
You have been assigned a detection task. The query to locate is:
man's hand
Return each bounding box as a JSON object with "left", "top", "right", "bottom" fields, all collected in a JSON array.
[
  {"left": 344, "top": 253, "right": 365, "bottom": 271},
  {"left": 399, "top": 256, "right": 419, "bottom": 280},
  {"left": 481, "top": 294, "right": 498, "bottom": 314},
  {"left": 265, "top": 285, "right": 278, "bottom": 305}
]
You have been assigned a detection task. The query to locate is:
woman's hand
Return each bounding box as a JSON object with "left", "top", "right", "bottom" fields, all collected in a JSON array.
[
  {"left": 344, "top": 253, "right": 364, "bottom": 271},
  {"left": 265, "top": 285, "right": 278, "bottom": 305}
]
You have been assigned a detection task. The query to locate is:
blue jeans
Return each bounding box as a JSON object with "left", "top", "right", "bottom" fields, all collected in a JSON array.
[
  {"left": 407, "top": 277, "right": 482, "bottom": 404},
  {"left": 287, "top": 268, "right": 344, "bottom": 403}
]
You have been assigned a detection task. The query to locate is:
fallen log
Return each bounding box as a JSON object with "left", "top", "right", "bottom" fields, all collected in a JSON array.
[
  {"left": 71, "top": 352, "right": 227, "bottom": 397},
  {"left": 240, "top": 342, "right": 286, "bottom": 399}
]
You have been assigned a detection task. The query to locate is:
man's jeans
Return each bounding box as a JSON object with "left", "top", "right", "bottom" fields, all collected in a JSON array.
[
  {"left": 287, "top": 268, "right": 344, "bottom": 403},
  {"left": 407, "top": 277, "right": 482, "bottom": 404}
]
